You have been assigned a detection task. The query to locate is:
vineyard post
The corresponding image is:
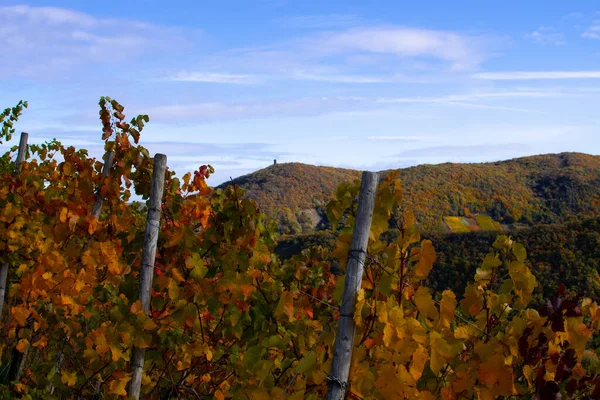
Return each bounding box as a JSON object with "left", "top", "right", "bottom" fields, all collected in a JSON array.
[
  {"left": 91, "top": 150, "right": 115, "bottom": 219},
  {"left": 0, "top": 132, "right": 29, "bottom": 320},
  {"left": 326, "top": 171, "right": 378, "bottom": 400},
  {"left": 4, "top": 133, "right": 30, "bottom": 383},
  {"left": 128, "top": 154, "right": 167, "bottom": 399}
]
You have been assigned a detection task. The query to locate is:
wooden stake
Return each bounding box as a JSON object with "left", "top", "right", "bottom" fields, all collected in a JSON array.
[
  {"left": 91, "top": 150, "right": 115, "bottom": 219},
  {"left": 128, "top": 154, "right": 167, "bottom": 400},
  {"left": 14, "top": 132, "right": 28, "bottom": 174},
  {"left": 1, "top": 132, "right": 29, "bottom": 321},
  {"left": 4, "top": 133, "right": 30, "bottom": 383},
  {"left": 326, "top": 171, "right": 378, "bottom": 400}
]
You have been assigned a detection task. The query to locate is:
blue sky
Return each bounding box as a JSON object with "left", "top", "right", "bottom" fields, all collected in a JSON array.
[{"left": 1, "top": 1, "right": 599, "bottom": 184}]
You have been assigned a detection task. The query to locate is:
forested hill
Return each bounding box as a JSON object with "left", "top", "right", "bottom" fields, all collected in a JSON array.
[{"left": 219, "top": 152, "right": 600, "bottom": 234}]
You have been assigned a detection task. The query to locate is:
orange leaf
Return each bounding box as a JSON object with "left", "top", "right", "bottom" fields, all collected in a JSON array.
[
  {"left": 239, "top": 283, "right": 254, "bottom": 299},
  {"left": 16, "top": 338, "right": 30, "bottom": 353},
  {"left": 130, "top": 300, "right": 142, "bottom": 314},
  {"left": 59, "top": 207, "right": 68, "bottom": 223}
]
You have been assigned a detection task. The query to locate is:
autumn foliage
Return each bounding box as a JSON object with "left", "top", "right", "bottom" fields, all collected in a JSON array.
[{"left": 1, "top": 99, "right": 600, "bottom": 399}]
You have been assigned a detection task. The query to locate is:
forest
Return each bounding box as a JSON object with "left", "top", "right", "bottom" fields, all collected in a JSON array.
[{"left": 1, "top": 98, "right": 600, "bottom": 399}]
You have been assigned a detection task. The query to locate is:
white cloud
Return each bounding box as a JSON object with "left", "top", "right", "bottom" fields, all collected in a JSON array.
[
  {"left": 525, "top": 27, "right": 566, "bottom": 45},
  {"left": 143, "top": 88, "right": 573, "bottom": 123},
  {"left": 583, "top": 23, "right": 600, "bottom": 39},
  {"left": 0, "top": 5, "right": 193, "bottom": 78},
  {"left": 1, "top": 5, "right": 98, "bottom": 27},
  {"left": 144, "top": 97, "right": 369, "bottom": 121},
  {"left": 275, "top": 14, "right": 359, "bottom": 29},
  {"left": 166, "top": 72, "right": 262, "bottom": 84},
  {"left": 472, "top": 71, "right": 600, "bottom": 80},
  {"left": 314, "top": 27, "right": 485, "bottom": 70},
  {"left": 289, "top": 71, "right": 397, "bottom": 83},
  {"left": 200, "top": 25, "right": 491, "bottom": 78},
  {"left": 367, "top": 136, "right": 426, "bottom": 141}
]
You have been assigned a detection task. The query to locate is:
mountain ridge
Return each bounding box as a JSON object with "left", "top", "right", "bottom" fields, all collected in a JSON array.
[{"left": 218, "top": 152, "right": 600, "bottom": 234}]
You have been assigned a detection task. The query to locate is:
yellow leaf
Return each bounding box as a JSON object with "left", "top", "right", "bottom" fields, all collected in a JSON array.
[
  {"left": 142, "top": 373, "right": 152, "bottom": 386},
  {"left": 42, "top": 272, "right": 52, "bottom": 280},
  {"left": 477, "top": 353, "right": 514, "bottom": 397},
  {"left": 461, "top": 284, "right": 483, "bottom": 317},
  {"left": 75, "top": 279, "right": 85, "bottom": 291},
  {"left": 172, "top": 268, "right": 185, "bottom": 283},
  {"left": 439, "top": 290, "right": 456, "bottom": 331},
  {"left": 566, "top": 317, "right": 592, "bottom": 358},
  {"left": 87, "top": 217, "right": 98, "bottom": 235},
  {"left": 59, "top": 207, "right": 68, "bottom": 223},
  {"left": 12, "top": 306, "right": 30, "bottom": 326},
  {"left": 214, "top": 390, "right": 225, "bottom": 400},
  {"left": 110, "top": 345, "right": 123, "bottom": 362},
  {"left": 410, "top": 345, "right": 428, "bottom": 381},
  {"left": 414, "top": 240, "right": 436, "bottom": 279},
  {"left": 414, "top": 286, "right": 439, "bottom": 323},
  {"left": 142, "top": 315, "right": 157, "bottom": 330},
  {"left": 274, "top": 291, "right": 295, "bottom": 321},
  {"left": 107, "top": 377, "right": 128, "bottom": 396},
  {"left": 354, "top": 289, "right": 366, "bottom": 326},
  {"left": 168, "top": 278, "right": 180, "bottom": 300},
  {"left": 130, "top": 300, "right": 142, "bottom": 314},
  {"left": 573, "top": 363, "right": 586, "bottom": 380},
  {"left": 429, "top": 331, "right": 459, "bottom": 375},
  {"left": 61, "top": 370, "right": 77, "bottom": 387},
  {"left": 63, "top": 161, "right": 73, "bottom": 176},
  {"left": 16, "top": 338, "right": 30, "bottom": 353}
]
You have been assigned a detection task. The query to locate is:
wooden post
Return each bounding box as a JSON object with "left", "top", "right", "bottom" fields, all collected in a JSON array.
[
  {"left": 0, "top": 132, "right": 29, "bottom": 320},
  {"left": 91, "top": 150, "right": 115, "bottom": 219},
  {"left": 326, "top": 171, "right": 378, "bottom": 400},
  {"left": 0, "top": 263, "right": 7, "bottom": 320},
  {"left": 4, "top": 133, "right": 29, "bottom": 383},
  {"left": 128, "top": 154, "right": 167, "bottom": 400},
  {"left": 14, "top": 132, "right": 28, "bottom": 173}
]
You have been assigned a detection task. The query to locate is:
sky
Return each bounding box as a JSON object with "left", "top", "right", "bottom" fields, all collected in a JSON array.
[{"left": 1, "top": 1, "right": 599, "bottom": 185}]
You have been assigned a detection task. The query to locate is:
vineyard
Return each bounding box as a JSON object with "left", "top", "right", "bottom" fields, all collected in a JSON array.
[{"left": 1, "top": 98, "right": 600, "bottom": 399}]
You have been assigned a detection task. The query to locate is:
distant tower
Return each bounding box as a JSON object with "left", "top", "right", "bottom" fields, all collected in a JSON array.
[{"left": 274, "top": 159, "right": 277, "bottom": 166}]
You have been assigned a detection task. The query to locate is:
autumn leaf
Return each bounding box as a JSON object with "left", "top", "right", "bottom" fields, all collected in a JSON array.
[
  {"left": 16, "top": 338, "right": 30, "bottom": 353},
  {"left": 61, "top": 370, "right": 77, "bottom": 387},
  {"left": 414, "top": 240, "right": 436, "bottom": 279},
  {"left": 275, "top": 291, "right": 295, "bottom": 321}
]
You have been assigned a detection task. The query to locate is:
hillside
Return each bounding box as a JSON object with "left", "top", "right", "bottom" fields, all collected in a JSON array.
[
  {"left": 221, "top": 152, "right": 600, "bottom": 234},
  {"left": 217, "top": 163, "right": 361, "bottom": 233},
  {"left": 275, "top": 217, "right": 600, "bottom": 305}
]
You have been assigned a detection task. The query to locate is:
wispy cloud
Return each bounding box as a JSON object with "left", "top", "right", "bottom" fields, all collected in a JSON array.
[
  {"left": 289, "top": 71, "right": 392, "bottom": 83},
  {"left": 166, "top": 72, "right": 262, "bottom": 84},
  {"left": 275, "top": 14, "right": 360, "bottom": 29},
  {"left": 142, "top": 86, "right": 598, "bottom": 123},
  {"left": 313, "top": 27, "right": 487, "bottom": 70},
  {"left": 583, "top": 22, "right": 600, "bottom": 39},
  {"left": 198, "top": 25, "right": 492, "bottom": 79},
  {"left": 525, "top": 27, "right": 566, "bottom": 45},
  {"left": 367, "top": 136, "right": 426, "bottom": 141},
  {"left": 0, "top": 5, "right": 193, "bottom": 78},
  {"left": 472, "top": 71, "right": 600, "bottom": 80},
  {"left": 394, "top": 143, "right": 530, "bottom": 159},
  {"left": 144, "top": 97, "right": 370, "bottom": 122}
]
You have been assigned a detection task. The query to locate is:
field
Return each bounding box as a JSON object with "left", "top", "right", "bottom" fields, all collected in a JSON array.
[
  {"left": 443, "top": 216, "right": 470, "bottom": 232},
  {"left": 444, "top": 214, "right": 503, "bottom": 232},
  {"left": 475, "top": 214, "right": 503, "bottom": 231}
]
